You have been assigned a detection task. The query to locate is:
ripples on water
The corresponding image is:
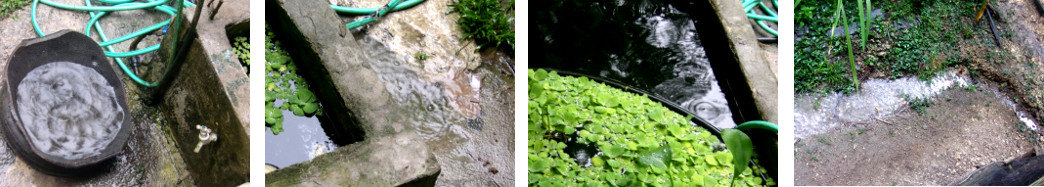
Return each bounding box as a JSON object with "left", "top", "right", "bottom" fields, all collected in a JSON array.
[
  {"left": 17, "top": 61, "right": 124, "bottom": 160},
  {"left": 533, "top": 0, "right": 735, "bottom": 128}
]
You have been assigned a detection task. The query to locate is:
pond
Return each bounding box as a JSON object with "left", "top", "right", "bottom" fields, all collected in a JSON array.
[{"left": 531, "top": 0, "right": 736, "bottom": 129}]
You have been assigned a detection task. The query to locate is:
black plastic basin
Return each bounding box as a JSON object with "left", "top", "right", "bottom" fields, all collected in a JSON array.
[{"left": 1, "top": 30, "right": 132, "bottom": 176}]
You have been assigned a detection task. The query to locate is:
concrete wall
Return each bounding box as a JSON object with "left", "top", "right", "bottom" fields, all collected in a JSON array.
[{"left": 156, "top": 0, "right": 251, "bottom": 185}]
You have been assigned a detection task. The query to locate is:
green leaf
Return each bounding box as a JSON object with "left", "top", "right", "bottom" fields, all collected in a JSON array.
[
  {"left": 529, "top": 157, "right": 549, "bottom": 172},
  {"left": 592, "top": 156, "right": 604, "bottom": 167},
  {"left": 532, "top": 69, "right": 548, "bottom": 81},
  {"left": 297, "top": 89, "right": 317, "bottom": 102},
  {"left": 723, "top": 128, "right": 754, "bottom": 187},
  {"left": 269, "top": 123, "right": 283, "bottom": 135},
  {"left": 606, "top": 159, "right": 621, "bottom": 168},
  {"left": 291, "top": 104, "right": 304, "bottom": 116},
  {"left": 302, "top": 103, "right": 319, "bottom": 114},
  {"left": 637, "top": 145, "right": 672, "bottom": 169},
  {"left": 602, "top": 144, "right": 626, "bottom": 158}
]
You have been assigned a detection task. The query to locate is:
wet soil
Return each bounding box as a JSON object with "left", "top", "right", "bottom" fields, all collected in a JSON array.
[{"left": 796, "top": 87, "right": 1038, "bottom": 185}]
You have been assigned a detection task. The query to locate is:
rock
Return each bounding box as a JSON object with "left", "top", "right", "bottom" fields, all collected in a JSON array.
[
  {"left": 871, "top": 9, "right": 884, "bottom": 20},
  {"left": 829, "top": 22, "right": 859, "bottom": 37}
]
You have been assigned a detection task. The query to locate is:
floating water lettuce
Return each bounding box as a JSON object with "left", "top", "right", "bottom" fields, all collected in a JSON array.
[
  {"left": 265, "top": 24, "right": 323, "bottom": 135},
  {"left": 528, "top": 69, "right": 774, "bottom": 186}
]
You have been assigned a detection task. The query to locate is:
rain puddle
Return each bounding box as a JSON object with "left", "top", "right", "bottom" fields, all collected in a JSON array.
[
  {"left": 795, "top": 71, "right": 1040, "bottom": 139},
  {"left": 532, "top": 0, "right": 736, "bottom": 128}
]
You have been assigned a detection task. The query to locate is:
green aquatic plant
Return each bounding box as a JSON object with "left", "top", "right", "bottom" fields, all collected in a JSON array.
[
  {"left": 451, "top": 0, "right": 514, "bottom": 51},
  {"left": 528, "top": 69, "right": 773, "bottom": 186},
  {"left": 233, "top": 36, "right": 249, "bottom": 74},
  {"left": 265, "top": 24, "right": 322, "bottom": 135}
]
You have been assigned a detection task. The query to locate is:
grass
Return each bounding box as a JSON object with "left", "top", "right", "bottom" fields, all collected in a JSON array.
[
  {"left": 901, "top": 94, "right": 934, "bottom": 115},
  {"left": 451, "top": 0, "right": 514, "bottom": 52},
  {"left": 0, "top": 0, "right": 30, "bottom": 19},
  {"left": 795, "top": 0, "right": 981, "bottom": 94},
  {"left": 817, "top": 137, "right": 832, "bottom": 145}
]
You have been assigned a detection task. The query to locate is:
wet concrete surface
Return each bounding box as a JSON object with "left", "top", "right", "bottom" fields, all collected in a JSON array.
[
  {"left": 336, "top": 1, "right": 515, "bottom": 185},
  {"left": 268, "top": 0, "right": 514, "bottom": 185},
  {"left": 355, "top": 36, "right": 514, "bottom": 187},
  {"left": 0, "top": 102, "right": 194, "bottom": 186},
  {"left": 333, "top": 0, "right": 484, "bottom": 80}
]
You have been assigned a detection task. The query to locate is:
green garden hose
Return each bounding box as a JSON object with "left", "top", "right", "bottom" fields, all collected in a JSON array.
[
  {"left": 330, "top": 0, "right": 425, "bottom": 30},
  {"left": 31, "top": 0, "right": 195, "bottom": 87},
  {"left": 736, "top": 120, "right": 778, "bottom": 133},
  {"left": 740, "top": 0, "right": 778, "bottom": 36}
]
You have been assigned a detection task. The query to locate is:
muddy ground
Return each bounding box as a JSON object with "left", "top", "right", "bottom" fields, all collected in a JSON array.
[
  {"left": 796, "top": 86, "right": 1038, "bottom": 185},
  {"left": 795, "top": 0, "right": 1044, "bottom": 185}
]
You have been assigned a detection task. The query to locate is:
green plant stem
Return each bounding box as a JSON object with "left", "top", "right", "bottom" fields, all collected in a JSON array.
[{"left": 844, "top": 10, "right": 860, "bottom": 92}]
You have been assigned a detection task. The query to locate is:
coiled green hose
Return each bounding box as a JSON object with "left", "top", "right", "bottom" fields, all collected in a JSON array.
[
  {"left": 740, "top": 0, "right": 778, "bottom": 36},
  {"left": 31, "top": 0, "right": 195, "bottom": 87},
  {"left": 330, "top": 0, "right": 425, "bottom": 29}
]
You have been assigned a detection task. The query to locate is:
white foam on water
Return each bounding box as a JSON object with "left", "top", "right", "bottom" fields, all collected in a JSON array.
[
  {"left": 795, "top": 71, "right": 968, "bottom": 139},
  {"left": 17, "top": 61, "right": 123, "bottom": 160}
]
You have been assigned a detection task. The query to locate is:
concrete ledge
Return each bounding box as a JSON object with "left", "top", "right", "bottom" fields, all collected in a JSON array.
[
  {"left": 267, "top": 0, "right": 409, "bottom": 141},
  {"left": 266, "top": 132, "right": 441, "bottom": 186},
  {"left": 674, "top": 0, "right": 778, "bottom": 123}
]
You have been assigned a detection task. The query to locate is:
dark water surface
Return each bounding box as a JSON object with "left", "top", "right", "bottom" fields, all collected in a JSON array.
[{"left": 531, "top": 0, "right": 736, "bottom": 128}]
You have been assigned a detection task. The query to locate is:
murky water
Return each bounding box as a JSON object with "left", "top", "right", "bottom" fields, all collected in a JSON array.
[
  {"left": 795, "top": 71, "right": 1039, "bottom": 139},
  {"left": 16, "top": 62, "right": 125, "bottom": 160},
  {"left": 531, "top": 0, "right": 736, "bottom": 128}
]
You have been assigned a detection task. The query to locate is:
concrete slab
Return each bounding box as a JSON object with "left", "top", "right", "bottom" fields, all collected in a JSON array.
[
  {"left": 268, "top": 0, "right": 404, "bottom": 140},
  {"left": 266, "top": 132, "right": 441, "bottom": 186}
]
